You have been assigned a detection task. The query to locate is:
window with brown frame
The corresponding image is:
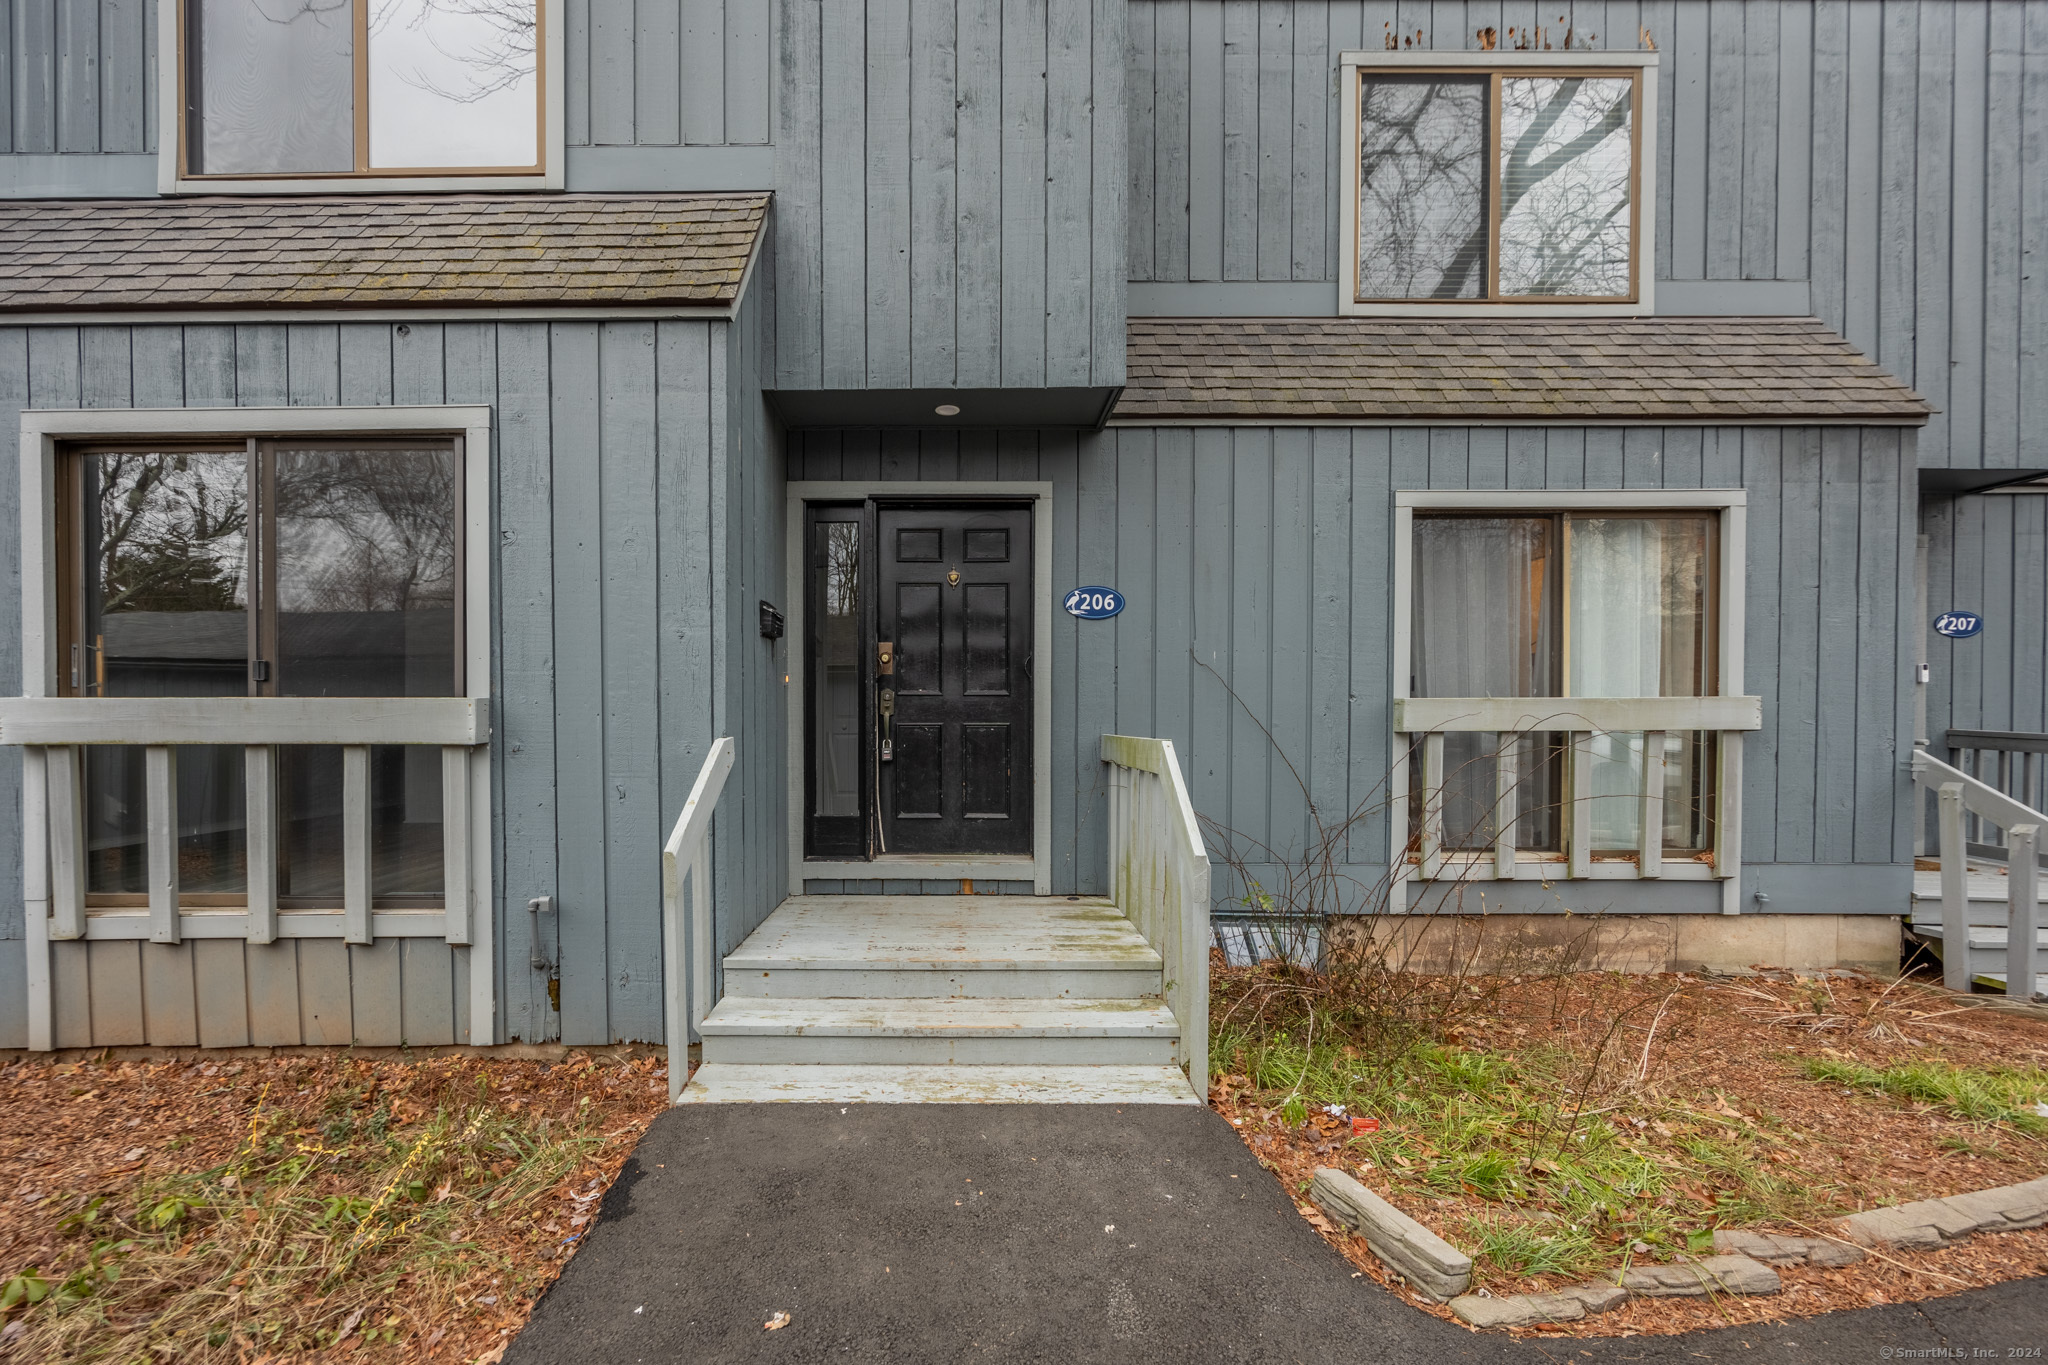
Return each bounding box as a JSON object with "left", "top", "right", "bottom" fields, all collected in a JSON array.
[
  {"left": 57, "top": 440, "right": 462, "bottom": 909},
  {"left": 181, "top": 0, "right": 542, "bottom": 179},
  {"left": 1408, "top": 511, "right": 1718, "bottom": 857},
  {"left": 1353, "top": 68, "right": 1643, "bottom": 302}
]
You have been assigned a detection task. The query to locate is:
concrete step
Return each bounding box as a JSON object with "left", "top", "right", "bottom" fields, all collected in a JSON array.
[
  {"left": 698, "top": 997, "right": 1181, "bottom": 1066},
  {"left": 723, "top": 895, "right": 1162, "bottom": 999},
  {"left": 725, "top": 965, "right": 1163, "bottom": 999},
  {"left": 1967, "top": 972, "right": 2048, "bottom": 996},
  {"left": 677, "top": 1063, "right": 1203, "bottom": 1105},
  {"left": 1910, "top": 923, "right": 2048, "bottom": 949}
]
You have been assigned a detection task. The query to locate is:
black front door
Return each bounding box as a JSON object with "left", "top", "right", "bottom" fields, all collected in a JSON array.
[
  {"left": 802, "top": 499, "right": 1035, "bottom": 861},
  {"left": 876, "top": 503, "right": 1033, "bottom": 856}
]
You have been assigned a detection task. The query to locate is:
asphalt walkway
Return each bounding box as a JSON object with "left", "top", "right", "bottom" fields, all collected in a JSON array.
[{"left": 506, "top": 1103, "right": 2048, "bottom": 1364}]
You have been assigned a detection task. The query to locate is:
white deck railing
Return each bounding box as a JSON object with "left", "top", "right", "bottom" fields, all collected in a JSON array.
[
  {"left": 662, "top": 736, "right": 734, "bottom": 1103},
  {"left": 1913, "top": 747, "right": 2044, "bottom": 997},
  {"left": 1392, "top": 696, "right": 1761, "bottom": 886},
  {"left": 0, "top": 696, "right": 488, "bottom": 947},
  {"left": 1102, "top": 734, "right": 1209, "bottom": 1091}
]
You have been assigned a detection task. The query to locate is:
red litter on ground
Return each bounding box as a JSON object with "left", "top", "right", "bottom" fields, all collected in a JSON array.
[{"left": 1350, "top": 1117, "right": 1380, "bottom": 1135}]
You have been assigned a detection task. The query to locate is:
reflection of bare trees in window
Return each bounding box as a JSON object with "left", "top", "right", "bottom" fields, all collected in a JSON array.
[
  {"left": 92, "top": 454, "right": 249, "bottom": 615},
  {"left": 274, "top": 450, "right": 455, "bottom": 613},
  {"left": 1498, "top": 77, "right": 1633, "bottom": 297},
  {"left": 1357, "top": 72, "right": 1634, "bottom": 300},
  {"left": 824, "top": 524, "right": 860, "bottom": 619},
  {"left": 369, "top": 0, "right": 537, "bottom": 102},
  {"left": 1357, "top": 77, "right": 1488, "bottom": 299}
]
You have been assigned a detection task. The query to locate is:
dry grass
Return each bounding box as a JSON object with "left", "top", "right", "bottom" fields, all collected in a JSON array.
[
  {"left": 1211, "top": 960, "right": 2048, "bottom": 1336},
  {"left": 0, "top": 1050, "right": 670, "bottom": 1363}
]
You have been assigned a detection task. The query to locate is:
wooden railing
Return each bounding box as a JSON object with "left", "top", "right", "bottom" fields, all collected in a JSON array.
[
  {"left": 0, "top": 697, "right": 488, "bottom": 946},
  {"left": 1102, "top": 734, "right": 1209, "bottom": 1090},
  {"left": 1944, "top": 730, "right": 2048, "bottom": 859},
  {"left": 1393, "top": 696, "right": 1761, "bottom": 886},
  {"left": 1912, "top": 747, "right": 2044, "bottom": 998},
  {"left": 662, "top": 737, "right": 734, "bottom": 1104}
]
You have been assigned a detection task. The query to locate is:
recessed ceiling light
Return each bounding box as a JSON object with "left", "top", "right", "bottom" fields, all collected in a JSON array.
[{"left": 934, "top": 404, "right": 961, "bottom": 417}]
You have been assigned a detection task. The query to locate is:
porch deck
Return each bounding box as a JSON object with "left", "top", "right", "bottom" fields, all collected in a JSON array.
[{"left": 682, "top": 895, "right": 1202, "bottom": 1104}]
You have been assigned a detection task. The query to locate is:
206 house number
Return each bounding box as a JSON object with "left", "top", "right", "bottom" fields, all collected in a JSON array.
[{"left": 1063, "top": 587, "right": 1125, "bottom": 620}]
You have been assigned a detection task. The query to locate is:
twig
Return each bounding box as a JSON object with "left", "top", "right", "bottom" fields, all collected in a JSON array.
[{"left": 1632, "top": 990, "right": 1679, "bottom": 1086}]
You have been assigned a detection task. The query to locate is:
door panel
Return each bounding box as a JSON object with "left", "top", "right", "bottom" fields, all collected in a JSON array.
[{"left": 876, "top": 504, "right": 1033, "bottom": 855}]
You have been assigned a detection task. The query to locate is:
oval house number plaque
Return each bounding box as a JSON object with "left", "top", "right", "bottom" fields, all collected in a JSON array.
[
  {"left": 1933, "top": 611, "right": 1984, "bottom": 639},
  {"left": 1064, "top": 586, "right": 1125, "bottom": 620}
]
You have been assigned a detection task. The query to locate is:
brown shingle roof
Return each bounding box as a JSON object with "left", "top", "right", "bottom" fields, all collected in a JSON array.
[
  {"left": 1114, "top": 317, "right": 1932, "bottom": 424},
  {"left": 0, "top": 194, "right": 770, "bottom": 312}
]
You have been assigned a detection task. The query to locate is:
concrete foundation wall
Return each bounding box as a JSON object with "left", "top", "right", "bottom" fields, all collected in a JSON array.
[{"left": 1340, "top": 912, "right": 1904, "bottom": 977}]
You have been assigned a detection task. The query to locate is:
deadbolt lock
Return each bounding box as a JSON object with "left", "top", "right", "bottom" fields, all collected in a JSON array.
[{"left": 877, "top": 641, "right": 895, "bottom": 675}]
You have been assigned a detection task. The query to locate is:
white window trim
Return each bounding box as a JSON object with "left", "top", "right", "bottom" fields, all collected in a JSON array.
[
  {"left": 157, "top": 1, "right": 566, "bottom": 195},
  {"left": 14, "top": 406, "right": 496, "bottom": 1050},
  {"left": 1338, "top": 50, "right": 1659, "bottom": 318},
  {"left": 783, "top": 481, "right": 1055, "bottom": 896},
  {"left": 1389, "top": 489, "right": 1750, "bottom": 913}
]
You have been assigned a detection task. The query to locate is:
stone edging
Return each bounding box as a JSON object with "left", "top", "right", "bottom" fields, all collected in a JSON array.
[
  {"left": 1835, "top": 1175, "right": 2048, "bottom": 1250},
  {"left": 1311, "top": 1166, "right": 2048, "bottom": 1332}
]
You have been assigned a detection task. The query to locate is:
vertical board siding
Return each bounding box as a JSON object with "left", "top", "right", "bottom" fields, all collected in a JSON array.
[
  {"left": 571, "top": 0, "right": 772, "bottom": 145},
  {"left": 7, "top": 0, "right": 765, "bottom": 153},
  {"left": 787, "top": 420, "right": 1915, "bottom": 898},
  {"left": 1928, "top": 490, "right": 2048, "bottom": 746},
  {"left": 0, "top": 317, "right": 745, "bottom": 1048},
  {"left": 773, "top": 0, "right": 1126, "bottom": 391},
  {"left": 1123, "top": 0, "right": 2041, "bottom": 471}
]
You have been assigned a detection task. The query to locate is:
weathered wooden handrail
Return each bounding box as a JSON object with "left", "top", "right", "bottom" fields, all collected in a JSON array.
[
  {"left": 0, "top": 696, "right": 489, "bottom": 746},
  {"left": 1912, "top": 748, "right": 2044, "bottom": 997},
  {"left": 661, "top": 737, "right": 735, "bottom": 1103},
  {"left": 1942, "top": 729, "right": 2048, "bottom": 855},
  {"left": 1102, "top": 734, "right": 1209, "bottom": 1092}
]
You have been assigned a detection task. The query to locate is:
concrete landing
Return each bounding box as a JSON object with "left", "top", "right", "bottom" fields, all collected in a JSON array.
[{"left": 506, "top": 1103, "right": 2048, "bottom": 1365}]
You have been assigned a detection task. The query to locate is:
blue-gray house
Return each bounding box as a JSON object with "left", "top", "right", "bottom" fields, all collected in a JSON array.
[{"left": 0, "top": 1, "right": 2034, "bottom": 1100}]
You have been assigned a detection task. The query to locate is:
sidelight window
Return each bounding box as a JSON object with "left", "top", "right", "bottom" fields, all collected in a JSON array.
[
  {"left": 59, "top": 440, "right": 461, "bottom": 909},
  {"left": 178, "top": 0, "right": 545, "bottom": 180},
  {"left": 1343, "top": 54, "right": 1654, "bottom": 311}
]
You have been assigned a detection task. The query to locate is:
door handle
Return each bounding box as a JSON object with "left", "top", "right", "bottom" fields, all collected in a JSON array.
[{"left": 878, "top": 688, "right": 895, "bottom": 762}]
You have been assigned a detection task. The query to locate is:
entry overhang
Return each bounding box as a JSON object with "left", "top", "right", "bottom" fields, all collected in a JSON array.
[{"left": 767, "top": 387, "right": 1123, "bottom": 430}]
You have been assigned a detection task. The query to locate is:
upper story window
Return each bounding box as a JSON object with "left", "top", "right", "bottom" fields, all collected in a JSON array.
[
  {"left": 1340, "top": 53, "right": 1658, "bottom": 315},
  {"left": 172, "top": 1, "right": 556, "bottom": 188}
]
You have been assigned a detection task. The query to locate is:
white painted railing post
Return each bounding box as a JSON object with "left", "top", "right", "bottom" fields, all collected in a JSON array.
[
  {"left": 2008, "top": 824, "right": 2040, "bottom": 1001},
  {"left": 440, "top": 746, "right": 473, "bottom": 945},
  {"left": 341, "top": 745, "right": 372, "bottom": 946},
  {"left": 46, "top": 745, "right": 84, "bottom": 941},
  {"left": 145, "top": 745, "right": 180, "bottom": 945},
  {"left": 662, "top": 737, "right": 735, "bottom": 1104},
  {"left": 244, "top": 746, "right": 278, "bottom": 945},
  {"left": 1938, "top": 781, "right": 1969, "bottom": 992}
]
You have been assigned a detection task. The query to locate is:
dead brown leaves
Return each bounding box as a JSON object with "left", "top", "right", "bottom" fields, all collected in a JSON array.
[{"left": 0, "top": 1049, "right": 671, "bottom": 1364}]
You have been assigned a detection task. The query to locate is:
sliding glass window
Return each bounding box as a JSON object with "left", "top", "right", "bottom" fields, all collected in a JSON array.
[
  {"left": 1410, "top": 511, "right": 1717, "bottom": 858},
  {"left": 59, "top": 440, "right": 461, "bottom": 909},
  {"left": 1355, "top": 67, "right": 1642, "bottom": 302},
  {"left": 183, "top": 0, "right": 543, "bottom": 178}
]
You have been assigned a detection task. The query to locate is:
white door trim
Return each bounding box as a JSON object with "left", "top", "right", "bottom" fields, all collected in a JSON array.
[{"left": 784, "top": 481, "right": 1055, "bottom": 896}]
